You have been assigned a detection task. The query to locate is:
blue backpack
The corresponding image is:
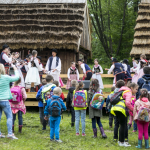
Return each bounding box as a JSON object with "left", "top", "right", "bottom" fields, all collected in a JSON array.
[
  {"left": 142, "top": 78, "right": 150, "bottom": 93},
  {"left": 49, "top": 98, "right": 62, "bottom": 117}
]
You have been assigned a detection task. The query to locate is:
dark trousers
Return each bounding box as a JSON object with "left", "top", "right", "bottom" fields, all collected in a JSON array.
[
  {"left": 70, "top": 107, "right": 75, "bottom": 124},
  {"left": 109, "top": 113, "right": 114, "bottom": 127},
  {"left": 114, "top": 111, "right": 128, "bottom": 142},
  {"left": 85, "top": 72, "right": 92, "bottom": 80},
  {"left": 148, "top": 124, "right": 150, "bottom": 136},
  {"left": 12, "top": 110, "right": 23, "bottom": 126},
  {"left": 116, "top": 73, "right": 125, "bottom": 82},
  {"left": 39, "top": 107, "right": 44, "bottom": 124},
  {"left": 43, "top": 103, "right": 48, "bottom": 129},
  {"left": 92, "top": 117, "right": 102, "bottom": 128}
]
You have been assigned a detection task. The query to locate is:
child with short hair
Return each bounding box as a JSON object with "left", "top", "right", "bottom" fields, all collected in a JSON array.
[
  {"left": 87, "top": 79, "right": 107, "bottom": 138},
  {"left": 105, "top": 86, "right": 115, "bottom": 128},
  {"left": 73, "top": 81, "right": 87, "bottom": 136},
  {"left": 133, "top": 88, "right": 150, "bottom": 149},
  {"left": 53, "top": 80, "right": 65, "bottom": 100},
  {"left": 9, "top": 77, "right": 27, "bottom": 133},
  {"left": 66, "top": 80, "right": 78, "bottom": 127},
  {"left": 44, "top": 87, "right": 66, "bottom": 143}
]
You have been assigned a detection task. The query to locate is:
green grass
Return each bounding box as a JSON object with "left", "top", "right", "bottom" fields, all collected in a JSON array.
[{"left": 0, "top": 112, "right": 142, "bottom": 150}]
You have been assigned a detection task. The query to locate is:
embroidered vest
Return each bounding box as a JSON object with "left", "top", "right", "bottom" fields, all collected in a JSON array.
[
  {"left": 114, "top": 63, "right": 124, "bottom": 75},
  {"left": 70, "top": 67, "right": 77, "bottom": 74},
  {"left": 0, "top": 52, "right": 9, "bottom": 67},
  {"left": 49, "top": 56, "right": 59, "bottom": 71}
]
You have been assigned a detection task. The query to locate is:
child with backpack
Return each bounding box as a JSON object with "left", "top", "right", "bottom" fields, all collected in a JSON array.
[
  {"left": 9, "top": 77, "right": 27, "bottom": 133},
  {"left": 44, "top": 87, "right": 66, "bottom": 143},
  {"left": 105, "top": 86, "right": 115, "bottom": 128},
  {"left": 111, "top": 82, "right": 138, "bottom": 147},
  {"left": 133, "top": 88, "right": 150, "bottom": 149},
  {"left": 87, "top": 79, "right": 107, "bottom": 138},
  {"left": 36, "top": 75, "right": 56, "bottom": 130},
  {"left": 73, "top": 81, "right": 87, "bottom": 136},
  {"left": 66, "top": 80, "right": 78, "bottom": 127},
  {"left": 53, "top": 80, "right": 65, "bottom": 100}
]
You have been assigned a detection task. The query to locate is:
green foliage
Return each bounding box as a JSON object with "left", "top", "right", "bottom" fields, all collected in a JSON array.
[
  {"left": 88, "top": 0, "right": 140, "bottom": 62},
  {"left": 0, "top": 112, "right": 141, "bottom": 150}
]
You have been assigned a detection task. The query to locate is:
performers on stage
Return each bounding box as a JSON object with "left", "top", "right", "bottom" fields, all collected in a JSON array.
[
  {"left": 37, "top": 56, "right": 44, "bottom": 82},
  {"left": 45, "top": 49, "right": 61, "bottom": 83},
  {"left": 0, "top": 44, "right": 12, "bottom": 74},
  {"left": 66, "top": 62, "right": 79, "bottom": 89},
  {"left": 78, "top": 59, "right": 92, "bottom": 80}
]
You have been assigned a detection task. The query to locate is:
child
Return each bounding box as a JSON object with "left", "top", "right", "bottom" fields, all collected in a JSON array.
[
  {"left": 87, "top": 79, "right": 107, "bottom": 138},
  {"left": 37, "top": 56, "right": 44, "bottom": 82},
  {"left": 36, "top": 79, "right": 47, "bottom": 125},
  {"left": 92, "top": 59, "right": 104, "bottom": 89},
  {"left": 66, "top": 62, "right": 79, "bottom": 89},
  {"left": 130, "top": 58, "right": 138, "bottom": 83},
  {"left": 53, "top": 80, "right": 65, "bottom": 101},
  {"left": 73, "top": 81, "right": 87, "bottom": 136},
  {"left": 36, "top": 75, "right": 55, "bottom": 130},
  {"left": 133, "top": 89, "right": 150, "bottom": 149},
  {"left": 9, "top": 77, "right": 27, "bottom": 133},
  {"left": 44, "top": 87, "right": 66, "bottom": 143},
  {"left": 66, "top": 80, "right": 78, "bottom": 127},
  {"left": 111, "top": 82, "right": 138, "bottom": 147},
  {"left": 128, "top": 95, "right": 136, "bottom": 130},
  {"left": 105, "top": 86, "right": 115, "bottom": 128},
  {"left": 25, "top": 50, "right": 41, "bottom": 91}
]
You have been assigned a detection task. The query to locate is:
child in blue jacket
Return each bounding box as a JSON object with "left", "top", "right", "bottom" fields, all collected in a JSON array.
[{"left": 44, "top": 87, "right": 66, "bottom": 143}]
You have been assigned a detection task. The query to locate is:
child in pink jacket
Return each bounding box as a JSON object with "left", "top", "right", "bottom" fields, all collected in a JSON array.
[
  {"left": 133, "top": 88, "right": 150, "bottom": 149},
  {"left": 9, "top": 77, "right": 27, "bottom": 133}
]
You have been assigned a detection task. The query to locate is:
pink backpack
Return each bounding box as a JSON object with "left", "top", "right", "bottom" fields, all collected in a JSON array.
[
  {"left": 73, "top": 90, "right": 86, "bottom": 107},
  {"left": 9, "top": 86, "right": 22, "bottom": 103}
]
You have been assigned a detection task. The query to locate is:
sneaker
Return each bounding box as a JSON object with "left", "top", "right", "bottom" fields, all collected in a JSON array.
[
  {"left": 118, "top": 141, "right": 125, "bottom": 146},
  {"left": 0, "top": 134, "right": 5, "bottom": 138},
  {"left": 55, "top": 139, "right": 63, "bottom": 143},
  {"left": 76, "top": 133, "right": 79, "bottom": 136},
  {"left": 124, "top": 142, "right": 131, "bottom": 147},
  {"left": 7, "top": 134, "right": 18, "bottom": 139},
  {"left": 132, "top": 130, "right": 137, "bottom": 132},
  {"left": 42, "top": 128, "right": 46, "bottom": 130},
  {"left": 113, "top": 139, "right": 117, "bottom": 142},
  {"left": 82, "top": 133, "right": 86, "bottom": 136},
  {"left": 50, "top": 139, "right": 54, "bottom": 141}
]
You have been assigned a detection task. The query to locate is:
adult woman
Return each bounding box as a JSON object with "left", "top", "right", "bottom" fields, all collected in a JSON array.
[{"left": 0, "top": 64, "right": 19, "bottom": 139}]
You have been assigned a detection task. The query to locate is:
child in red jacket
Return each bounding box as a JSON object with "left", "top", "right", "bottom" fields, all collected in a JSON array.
[{"left": 53, "top": 80, "right": 65, "bottom": 100}]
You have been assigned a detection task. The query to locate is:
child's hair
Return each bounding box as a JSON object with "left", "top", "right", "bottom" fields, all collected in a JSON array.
[
  {"left": 0, "top": 64, "right": 5, "bottom": 77},
  {"left": 116, "top": 80, "right": 125, "bottom": 88},
  {"left": 111, "top": 86, "right": 115, "bottom": 92},
  {"left": 143, "top": 66, "right": 150, "bottom": 75},
  {"left": 89, "top": 79, "right": 99, "bottom": 92},
  {"left": 140, "top": 88, "right": 150, "bottom": 100},
  {"left": 46, "top": 75, "right": 53, "bottom": 82},
  {"left": 71, "top": 62, "right": 75, "bottom": 65},
  {"left": 53, "top": 87, "right": 62, "bottom": 95},
  {"left": 71, "top": 80, "right": 78, "bottom": 87},
  {"left": 127, "top": 82, "right": 138, "bottom": 89},
  {"left": 140, "top": 61, "right": 147, "bottom": 69},
  {"left": 14, "top": 77, "right": 21, "bottom": 86},
  {"left": 94, "top": 59, "right": 98, "bottom": 63},
  {"left": 140, "top": 54, "right": 146, "bottom": 60},
  {"left": 53, "top": 80, "right": 59, "bottom": 87},
  {"left": 76, "top": 81, "right": 84, "bottom": 91},
  {"left": 32, "top": 50, "right": 38, "bottom": 56},
  {"left": 42, "top": 79, "right": 47, "bottom": 86}
]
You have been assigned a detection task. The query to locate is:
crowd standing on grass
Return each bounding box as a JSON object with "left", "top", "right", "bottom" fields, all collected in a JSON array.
[{"left": 1, "top": 44, "right": 150, "bottom": 148}]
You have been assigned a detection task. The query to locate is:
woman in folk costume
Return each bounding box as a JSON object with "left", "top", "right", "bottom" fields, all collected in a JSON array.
[
  {"left": 130, "top": 58, "right": 139, "bottom": 83},
  {"left": 92, "top": 59, "right": 104, "bottom": 89},
  {"left": 108, "top": 58, "right": 125, "bottom": 83},
  {"left": 25, "top": 50, "right": 40, "bottom": 90},
  {"left": 13, "top": 52, "right": 25, "bottom": 87},
  {"left": 0, "top": 44, "right": 12, "bottom": 74},
  {"left": 45, "top": 49, "right": 61, "bottom": 83},
  {"left": 122, "top": 59, "right": 132, "bottom": 83},
  {"left": 66, "top": 62, "right": 79, "bottom": 89},
  {"left": 78, "top": 59, "right": 92, "bottom": 80}
]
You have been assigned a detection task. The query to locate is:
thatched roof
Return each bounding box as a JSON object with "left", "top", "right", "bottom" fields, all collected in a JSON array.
[
  {"left": 130, "top": 0, "right": 150, "bottom": 57},
  {"left": 0, "top": 0, "right": 91, "bottom": 52}
]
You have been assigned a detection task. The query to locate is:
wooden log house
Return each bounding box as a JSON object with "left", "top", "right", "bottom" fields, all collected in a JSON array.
[{"left": 0, "top": 0, "right": 92, "bottom": 73}]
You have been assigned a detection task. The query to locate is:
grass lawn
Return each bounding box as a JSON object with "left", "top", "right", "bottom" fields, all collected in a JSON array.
[{"left": 0, "top": 111, "right": 142, "bottom": 150}]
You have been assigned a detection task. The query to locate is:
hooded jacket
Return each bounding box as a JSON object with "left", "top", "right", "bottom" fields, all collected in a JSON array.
[
  {"left": 119, "top": 86, "right": 134, "bottom": 112},
  {"left": 66, "top": 87, "right": 75, "bottom": 109}
]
